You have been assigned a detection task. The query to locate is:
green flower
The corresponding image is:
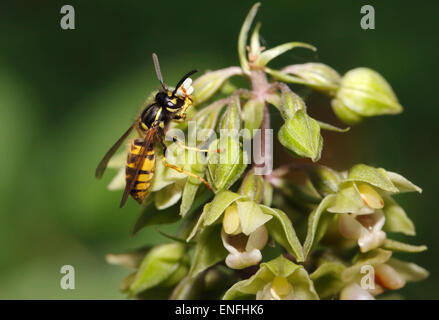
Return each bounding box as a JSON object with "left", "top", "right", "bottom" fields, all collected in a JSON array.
[
  {"left": 223, "top": 255, "right": 319, "bottom": 300},
  {"left": 187, "top": 190, "right": 303, "bottom": 275}
]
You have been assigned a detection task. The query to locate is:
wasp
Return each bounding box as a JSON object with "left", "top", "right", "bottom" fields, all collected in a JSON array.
[{"left": 96, "top": 54, "right": 213, "bottom": 207}]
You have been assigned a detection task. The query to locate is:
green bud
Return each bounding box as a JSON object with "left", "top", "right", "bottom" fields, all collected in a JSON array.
[
  {"left": 207, "top": 137, "right": 247, "bottom": 191},
  {"left": 219, "top": 96, "right": 241, "bottom": 132},
  {"left": 279, "top": 84, "right": 306, "bottom": 120},
  {"left": 192, "top": 67, "right": 243, "bottom": 106},
  {"left": 278, "top": 110, "right": 323, "bottom": 162},
  {"left": 129, "top": 243, "right": 189, "bottom": 296},
  {"left": 281, "top": 63, "right": 341, "bottom": 93},
  {"left": 305, "top": 165, "right": 343, "bottom": 196},
  {"left": 242, "top": 98, "right": 265, "bottom": 136},
  {"left": 332, "top": 68, "right": 403, "bottom": 124},
  {"left": 238, "top": 169, "right": 264, "bottom": 203}
]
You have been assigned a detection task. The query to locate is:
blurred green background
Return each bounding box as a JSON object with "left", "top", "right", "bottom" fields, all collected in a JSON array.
[{"left": 0, "top": 0, "right": 437, "bottom": 299}]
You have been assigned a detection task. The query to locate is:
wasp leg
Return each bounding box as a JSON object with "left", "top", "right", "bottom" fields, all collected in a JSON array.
[
  {"left": 171, "top": 137, "right": 220, "bottom": 153},
  {"left": 161, "top": 157, "right": 213, "bottom": 192}
]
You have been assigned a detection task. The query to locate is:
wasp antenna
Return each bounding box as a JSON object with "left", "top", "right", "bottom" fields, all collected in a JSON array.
[
  {"left": 172, "top": 69, "right": 198, "bottom": 95},
  {"left": 152, "top": 53, "right": 167, "bottom": 91}
]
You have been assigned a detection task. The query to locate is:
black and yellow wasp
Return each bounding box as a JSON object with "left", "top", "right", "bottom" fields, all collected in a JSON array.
[{"left": 95, "top": 54, "right": 212, "bottom": 207}]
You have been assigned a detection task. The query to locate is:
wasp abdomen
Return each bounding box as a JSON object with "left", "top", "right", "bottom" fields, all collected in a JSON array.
[{"left": 126, "top": 139, "right": 156, "bottom": 204}]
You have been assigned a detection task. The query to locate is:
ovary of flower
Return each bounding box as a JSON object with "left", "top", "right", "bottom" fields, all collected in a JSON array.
[
  {"left": 374, "top": 264, "right": 406, "bottom": 290},
  {"left": 340, "top": 283, "right": 375, "bottom": 300},
  {"left": 176, "top": 78, "right": 194, "bottom": 97},
  {"left": 221, "top": 225, "right": 268, "bottom": 270},
  {"left": 357, "top": 183, "right": 384, "bottom": 209},
  {"left": 338, "top": 210, "right": 386, "bottom": 253}
]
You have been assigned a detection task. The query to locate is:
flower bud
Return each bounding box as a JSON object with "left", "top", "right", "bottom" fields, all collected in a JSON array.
[
  {"left": 340, "top": 283, "right": 375, "bottom": 300},
  {"left": 332, "top": 68, "right": 403, "bottom": 124},
  {"left": 238, "top": 169, "right": 264, "bottom": 203},
  {"left": 281, "top": 63, "right": 341, "bottom": 93},
  {"left": 192, "top": 67, "right": 242, "bottom": 106},
  {"left": 375, "top": 263, "right": 406, "bottom": 290}
]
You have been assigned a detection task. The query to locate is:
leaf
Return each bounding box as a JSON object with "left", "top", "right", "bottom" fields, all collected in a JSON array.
[
  {"left": 236, "top": 200, "right": 272, "bottom": 235},
  {"left": 260, "top": 205, "right": 304, "bottom": 262},
  {"left": 386, "top": 258, "right": 429, "bottom": 282},
  {"left": 310, "top": 262, "right": 346, "bottom": 299},
  {"left": 238, "top": 2, "right": 260, "bottom": 74},
  {"left": 344, "top": 164, "right": 398, "bottom": 193},
  {"left": 207, "top": 137, "right": 248, "bottom": 191},
  {"left": 132, "top": 199, "right": 180, "bottom": 235},
  {"left": 129, "top": 243, "right": 187, "bottom": 295},
  {"left": 278, "top": 110, "right": 323, "bottom": 162},
  {"left": 382, "top": 239, "right": 427, "bottom": 253},
  {"left": 303, "top": 195, "right": 336, "bottom": 258},
  {"left": 189, "top": 224, "right": 228, "bottom": 277},
  {"left": 255, "top": 42, "right": 316, "bottom": 67},
  {"left": 342, "top": 248, "right": 392, "bottom": 283},
  {"left": 316, "top": 120, "right": 350, "bottom": 132},
  {"left": 386, "top": 171, "right": 422, "bottom": 193},
  {"left": 382, "top": 196, "right": 415, "bottom": 236}
]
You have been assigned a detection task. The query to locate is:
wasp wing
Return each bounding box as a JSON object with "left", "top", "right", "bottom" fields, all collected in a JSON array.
[
  {"left": 119, "top": 127, "right": 159, "bottom": 208},
  {"left": 95, "top": 123, "right": 137, "bottom": 179}
]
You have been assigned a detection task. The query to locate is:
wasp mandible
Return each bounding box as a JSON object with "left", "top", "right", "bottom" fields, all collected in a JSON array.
[{"left": 96, "top": 54, "right": 213, "bottom": 207}]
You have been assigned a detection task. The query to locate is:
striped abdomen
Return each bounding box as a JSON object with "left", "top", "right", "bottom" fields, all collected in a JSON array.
[{"left": 126, "top": 138, "right": 156, "bottom": 204}]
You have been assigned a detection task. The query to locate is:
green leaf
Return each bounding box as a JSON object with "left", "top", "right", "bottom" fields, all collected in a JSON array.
[
  {"left": 382, "top": 239, "right": 427, "bottom": 253},
  {"left": 382, "top": 196, "right": 415, "bottom": 236},
  {"left": 310, "top": 262, "right": 346, "bottom": 299},
  {"left": 303, "top": 194, "right": 336, "bottom": 258},
  {"left": 255, "top": 42, "right": 316, "bottom": 67},
  {"left": 316, "top": 120, "right": 350, "bottom": 133},
  {"left": 342, "top": 248, "right": 392, "bottom": 283},
  {"left": 386, "top": 171, "right": 422, "bottom": 193},
  {"left": 260, "top": 205, "right": 304, "bottom": 261},
  {"left": 132, "top": 199, "right": 180, "bottom": 235},
  {"left": 207, "top": 137, "right": 247, "bottom": 191},
  {"left": 344, "top": 164, "right": 398, "bottom": 192},
  {"left": 386, "top": 258, "right": 429, "bottom": 282},
  {"left": 129, "top": 243, "right": 187, "bottom": 295},
  {"left": 278, "top": 110, "right": 323, "bottom": 162},
  {"left": 236, "top": 200, "right": 272, "bottom": 235},
  {"left": 238, "top": 3, "right": 260, "bottom": 74},
  {"left": 189, "top": 224, "right": 228, "bottom": 277}
]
